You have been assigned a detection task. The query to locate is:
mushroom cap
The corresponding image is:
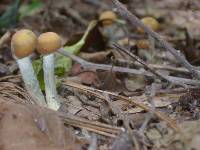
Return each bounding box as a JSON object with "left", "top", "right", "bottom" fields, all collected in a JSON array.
[
  {"left": 99, "top": 11, "right": 117, "bottom": 26},
  {"left": 138, "top": 17, "right": 160, "bottom": 33},
  {"left": 11, "top": 29, "right": 37, "bottom": 58},
  {"left": 37, "top": 32, "right": 62, "bottom": 55}
]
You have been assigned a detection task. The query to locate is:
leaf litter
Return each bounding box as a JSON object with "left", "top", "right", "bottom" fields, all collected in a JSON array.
[{"left": 0, "top": 0, "right": 200, "bottom": 149}]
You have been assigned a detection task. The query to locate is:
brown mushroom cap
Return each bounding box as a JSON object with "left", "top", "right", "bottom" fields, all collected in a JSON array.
[
  {"left": 99, "top": 11, "right": 117, "bottom": 26},
  {"left": 11, "top": 29, "right": 37, "bottom": 58},
  {"left": 37, "top": 32, "right": 62, "bottom": 55}
]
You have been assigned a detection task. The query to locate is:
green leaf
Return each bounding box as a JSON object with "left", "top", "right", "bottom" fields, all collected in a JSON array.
[
  {"left": 0, "top": 0, "right": 20, "bottom": 29},
  {"left": 55, "top": 53, "right": 72, "bottom": 76},
  {"left": 32, "top": 58, "right": 44, "bottom": 90},
  {"left": 32, "top": 58, "right": 43, "bottom": 75},
  {"left": 33, "top": 57, "right": 66, "bottom": 91},
  {"left": 64, "top": 39, "right": 85, "bottom": 54},
  {"left": 37, "top": 68, "right": 45, "bottom": 91},
  {"left": 64, "top": 20, "right": 97, "bottom": 54},
  {"left": 19, "top": 0, "right": 44, "bottom": 19},
  {"left": 32, "top": 54, "right": 72, "bottom": 91}
]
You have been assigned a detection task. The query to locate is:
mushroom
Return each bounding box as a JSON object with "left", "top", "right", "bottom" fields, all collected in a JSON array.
[
  {"left": 137, "top": 17, "right": 160, "bottom": 33},
  {"left": 99, "top": 10, "right": 125, "bottom": 27},
  {"left": 11, "top": 29, "right": 46, "bottom": 106},
  {"left": 99, "top": 10, "right": 118, "bottom": 26},
  {"left": 37, "top": 32, "right": 61, "bottom": 110}
]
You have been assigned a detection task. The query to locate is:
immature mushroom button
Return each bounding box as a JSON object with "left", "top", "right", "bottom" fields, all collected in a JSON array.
[
  {"left": 11, "top": 29, "right": 46, "bottom": 106},
  {"left": 37, "top": 32, "right": 61, "bottom": 110},
  {"left": 137, "top": 17, "right": 160, "bottom": 33},
  {"left": 99, "top": 11, "right": 117, "bottom": 26}
]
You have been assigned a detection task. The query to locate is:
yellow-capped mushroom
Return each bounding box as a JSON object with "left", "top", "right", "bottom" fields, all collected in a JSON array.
[
  {"left": 37, "top": 32, "right": 62, "bottom": 55},
  {"left": 137, "top": 17, "right": 159, "bottom": 33},
  {"left": 99, "top": 11, "right": 117, "bottom": 26},
  {"left": 11, "top": 29, "right": 37, "bottom": 58},
  {"left": 37, "top": 32, "right": 61, "bottom": 110},
  {"left": 11, "top": 29, "right": 46, "bottom": 106}
]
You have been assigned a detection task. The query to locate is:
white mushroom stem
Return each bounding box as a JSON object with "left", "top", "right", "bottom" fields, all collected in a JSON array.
[
  {"left": 17, "top": 56, "right": 46, "bottom": 106},
  {"left": 43, "top": 53, "right": 60, "bottom": 110}
]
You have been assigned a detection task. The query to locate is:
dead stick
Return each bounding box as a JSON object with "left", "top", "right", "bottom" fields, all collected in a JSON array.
[
  {"left": 115, "top": 59, "right": 189, "bottom": 74},
  {"left": 113, "top": 43, "right": 168, "bottom": 81},
  {"left": 114, "top": 44, "right": 185, "bottom": 87},
  {"left": 59, "top": 114, "right": 122, "bottom": 133},
  {"left": 58, "top": 49, "right": 200, "bottom": 86},
  {"left": 64, "top": 121, "right": 117, "bottom": 138},
  {"left": 64, "top": 118, "right": 120, "bottom": 134},
  {"left": 59, "top": 114, "right": 122, "bottom": 137}
]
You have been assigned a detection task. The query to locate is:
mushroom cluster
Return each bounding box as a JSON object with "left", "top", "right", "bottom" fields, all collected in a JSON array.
[{"left": 11, "top": 29, "right": 62, "bottom": 110}]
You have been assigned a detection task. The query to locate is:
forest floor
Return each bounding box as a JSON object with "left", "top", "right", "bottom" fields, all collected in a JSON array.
[{"left": 0, "top": 0, "right": 200, "bottom": 150}]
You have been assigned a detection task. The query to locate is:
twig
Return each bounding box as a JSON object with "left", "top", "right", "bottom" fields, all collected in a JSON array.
[
  {"left": 112, "top": 0, "right": 200, "bottom": 80},
  {"left": 0, "top": 75, "right": 21, "bottom": 82},
  {"left": 57, "top": 49, "right": 200, "bottom": 86},
  {"left": 64, "top": 121, "right": 117, "bottom": 138},
  {"left": 62, "top": 81, "right": 179, "bottom": 132},
  {"left": 114, "top": 59, "right": 190, "bottom": 74},
  {"left": 113, "top": 43, "right": 175, "bottom": 84},
  {"left": 60, "top": 112, "right": 122, "bottom": 131},
  {"left": 59, "top": 113, "right": 123, "bottom": 138}
]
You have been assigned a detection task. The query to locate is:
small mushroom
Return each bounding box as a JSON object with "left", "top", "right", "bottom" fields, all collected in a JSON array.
[
  {"left": 99, "top": 10, "right": 117, "bottom": 26},
  {"left": 37, "top": 32, "right": 61, "bottom": 110},
  {"left": 11, "top": 29, "right": 46, "bottom": 106},
  {"left": 137, "top": 17, "right": 160, "bottom": 33}
]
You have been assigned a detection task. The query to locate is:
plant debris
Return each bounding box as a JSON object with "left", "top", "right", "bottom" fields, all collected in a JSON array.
[{"left": 1, "top": 0, "right": 200, "bottom": 149}]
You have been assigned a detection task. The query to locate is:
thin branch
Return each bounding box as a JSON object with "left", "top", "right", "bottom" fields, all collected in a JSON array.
[
  {"left": 113, "top": 43, "right": 174, "bottom": 84},
  {"left": 59, "top": 112, "right": 123, "bottom": 138},
  {"left": 114, "top": 59, "right": 190, "bottom": 74},
  {"left": 57, "top": 49, "right": 200, "bottom": 86},
  {"left": 112, "top": 0, "right": 200, "bottom": 80}
]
